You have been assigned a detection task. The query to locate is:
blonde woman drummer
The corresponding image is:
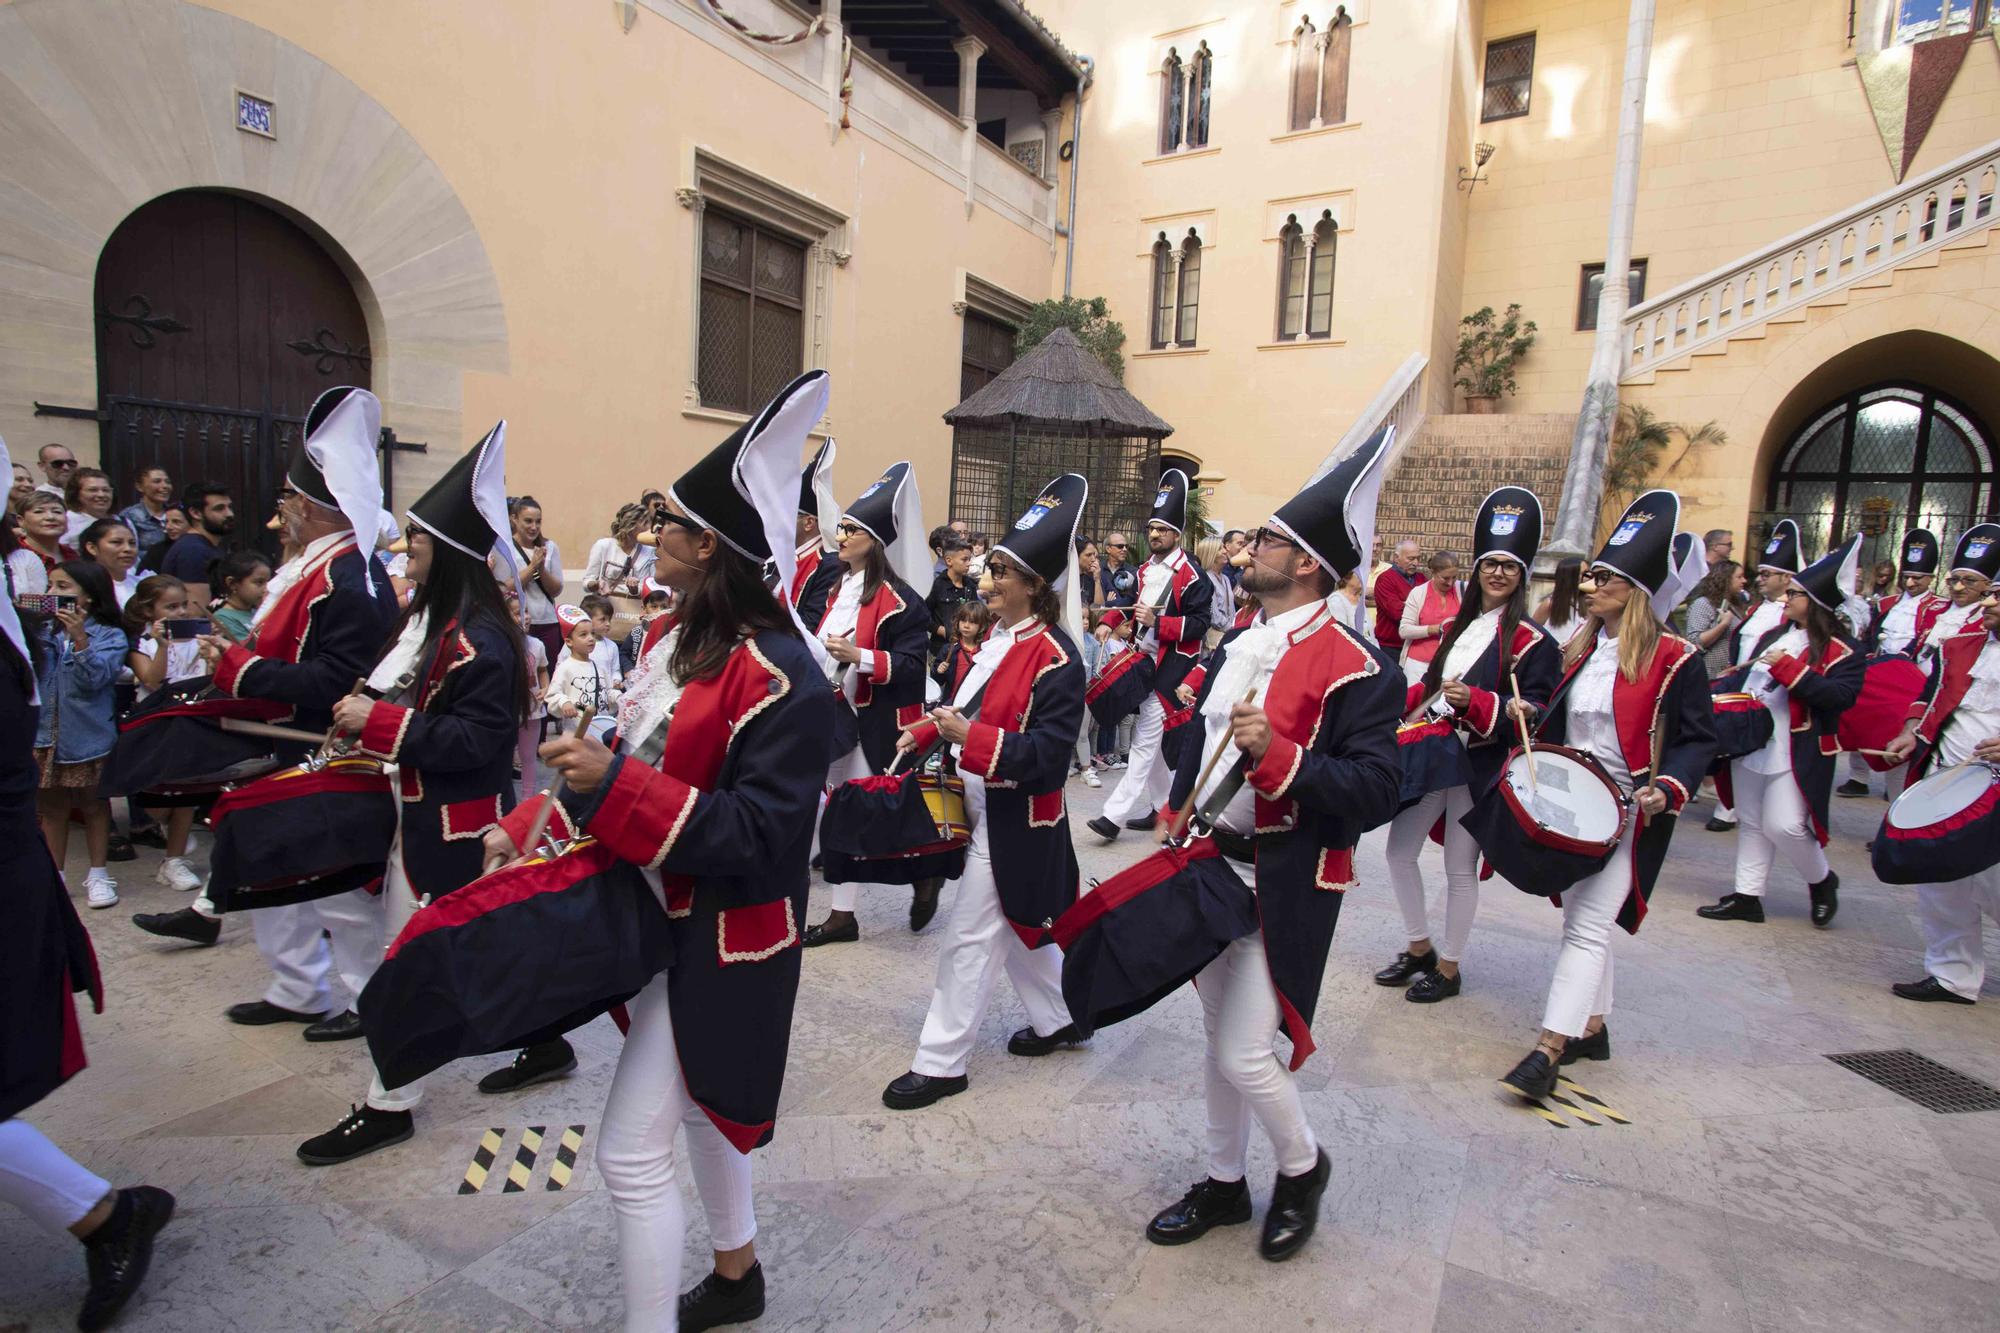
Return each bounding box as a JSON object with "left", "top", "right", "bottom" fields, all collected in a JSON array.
[
  {"left": 1880, "top": 589, "right": 2000, "bottom": 1004},
  {"left": 1499, "top": 492, "right": 1717, "bottom": 1101}
]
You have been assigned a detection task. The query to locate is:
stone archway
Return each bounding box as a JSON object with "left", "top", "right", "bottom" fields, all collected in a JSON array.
[{"left": 0, "top": 0, "right": 508, "bottom": 500}]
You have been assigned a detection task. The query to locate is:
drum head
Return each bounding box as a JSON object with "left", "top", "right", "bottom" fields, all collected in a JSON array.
[
  {"left": 1504, "top": 749, "right": 1623, "bottom": 843},
  {"left": 1889, "top": 764, "right": 1996, "bottom": 830}
]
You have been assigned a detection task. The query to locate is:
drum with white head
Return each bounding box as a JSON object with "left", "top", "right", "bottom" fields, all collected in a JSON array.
[
  {"left": 1872, "top": 762, "right": 2000, "bottom": 885},
  {"left": 1461, "top": 743, "right": 1630, "bottom": 896}
]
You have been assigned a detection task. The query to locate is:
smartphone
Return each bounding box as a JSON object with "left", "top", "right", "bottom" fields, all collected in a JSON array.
[
  {"left": 165, "top": 617, "right": 212, "bottom": 640},
  {"left": 14, "top": 593, "right": 77, "bottom": 615}
]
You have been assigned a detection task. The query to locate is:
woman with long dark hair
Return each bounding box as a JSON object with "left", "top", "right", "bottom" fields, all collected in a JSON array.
[
  {"left": 1377, "top": 489, "right": 1560, "bottom": 1002},
  {"left": 800, "top": 462, "right": 933, "bottom": 946},
  {"left": 294, "top": 424, "right": 528, "bottom": 1166},
  {"left": 1499, "top": 492, "right": 1717, "bottom": 1099},
  {"left": 1697, "top": 536, "right": 1865, "bottom": 930},
  {"left": 475, "top": 373, "right": 834, "bottom": 1331},
  {"left": 1533, "top": 554, "right": 1587, "bottom": 647}
]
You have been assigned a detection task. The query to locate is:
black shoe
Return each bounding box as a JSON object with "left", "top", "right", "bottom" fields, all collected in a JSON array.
[
  {"left": 1406, "top": 968, "right": 1461, "bottom": 1003},
  {"left": 802, "top": 916, "right": 859, "bottom": 948},
  {"left": 1704, "top": 814, "right": 1737, "bottom": 832},
  {"left": 1145, "top": 1176, "right": 1252, "bottom": 1246},
  {"left": 1891, "top": 976, "right": 1976, "bottom": 1005},
  {"left": 1500, "top": 1048, "right": 1561, "bottom": 1100},
  {"left": 1008, "top": 1023, "right": 1086, "bottom": 1056},
  {"left": 1809, "top": 872, "right": 1839, "bottom": 928},
  {"left": 1696, "top": 893, "right": 1765, "bottom": 923},
  {"left": 910, "top": 878, "right": 942, "bottom": 933},
  {"left": 1124, "top": 813, "right": 1160, "bottom": 831},
  {"left": 1836, "top": 779, "right": 1871, "bottom": 798},
  {"left": 128, "top": 825, "right": 169, "bottom": 850},
  {"left": 133, "top": 907, "right": 220, "bottom": 946},
  {"left": 1559, "top": 1025, "right": 1610, "bottom": 1064},
  {"left": 224, "top": 999, "right": 325, "bottom": 1026},
  {"left": 1087, "top": 816, "right": 1121, "bottom": 842},
  {"left": 1373, "top": 948, "right": 1438, "bottom": 986},
  {"left": 809, "top": 853, "right": 823, "bottom": 873},
  {"left": 296, "top": 1104, "right": 414, "bottom": 1166},
  {"left": 77, "top": 1186, "right": 175, "bottom": 1333},
  {"left": 1259, "top": 1147, "right": 1332, "bottom": 1262},
  {"left": 302, "top": 1010, "right": 365, "bottom": 1043},
  {"left": 478, "top": 1038, "right": 578, "bottom": 1093},
  {"left": 678, "top": 1263, "right": 766, "bottom": 1332},
  {"left": 105, "top": 834, "right": 137, "bottom": 863},
  {"left": 882, "top": 1071, "right": 968, "bottom": 1110}
]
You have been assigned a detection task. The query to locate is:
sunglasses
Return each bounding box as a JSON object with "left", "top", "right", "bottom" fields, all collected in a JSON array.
[
  {"left": 46, "top": 459, "right": 76, "bottom": 470},
  {"left": 1106, "top": 541, "right": 1128, "bottom": 549}
]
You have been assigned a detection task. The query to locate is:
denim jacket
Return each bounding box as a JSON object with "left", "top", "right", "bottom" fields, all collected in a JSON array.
[{"left": 33, "top": 621, "right": 127, "bottom": 763}]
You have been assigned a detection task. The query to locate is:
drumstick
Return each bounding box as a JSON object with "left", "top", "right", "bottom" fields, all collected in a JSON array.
[
  {"left": 517, "top": 704, "right": 598, "bottom": 856},
  {"left": 1167, "top": 684, "right": 1261, "bottom": 841},
  {"left": 218, "top": 717, "right": 341, "bottom": 745},
  {"left": 1642, "top": 705, "right": 1667, "bottom": 827},
  {"left": 1509, "top": 670, "right": 1537, "bottom": 794}
]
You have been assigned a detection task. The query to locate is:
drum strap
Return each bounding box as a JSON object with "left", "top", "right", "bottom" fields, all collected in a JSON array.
[{"left": 894, "top": 683, "right": 989, "bottom": 776}]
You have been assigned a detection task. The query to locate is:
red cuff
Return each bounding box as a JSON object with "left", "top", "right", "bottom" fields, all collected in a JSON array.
[
  {"left": 590, "top": 757, "right": 700, "bottom": 870},
  {"left": 1767, "top": 653, "right": 1809, "bottom": 688},
  {"left": 214, "top": 642, "right": 257, "bottom": 696},
  {"left": 358, "top": 700, "right": 413, "bottom": 761},
  {"left": 1907, "top": 700, "right": 1932, "bottom": 724},
  {"left": 963, "top": 721, "right": 1005, "bottom": 779},
  {"left": 1658, "top": 775, "right": 1691, "bottom": 813},
  {"left": 498, "top": 793, "right": 575, "bottom": 850},
  {"left": 903, "top": 720, "right": 941, "bottom": 753},
  {"left": 1462, "top": 686, "right": 1499, "bottom": 738},
  {"left": 870, "top": 649, "right": 891, "bottom": 683},
  {"left": 1248, "top": 735, "right": 1305, "bottom": 798},
  {"left": 1158, "top": 615, "right": 1185, "bottom": 642},
  {"left": 1404, "top": 683, "right": 1425, "bottom": 715},
  {"left": 1183, "top": 665, "right": 1207, "bottom": 696}
]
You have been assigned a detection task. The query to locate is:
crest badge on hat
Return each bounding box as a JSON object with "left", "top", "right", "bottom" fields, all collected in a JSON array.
[
  {"left": 840, "top": 461, "right": 930, "bottom": 593},
  {"left": 1150, "top": 468, "right": 1190, "bottom": 534},
  {"left": 1472, "top": 486, "right": 1542, "bottom": 568},
  {"left": 1899, "top": 527, "right": 1939, "bottom": 576},
  {"left": 1590, "top": 489, "right": 1681, "bottom": 597},
  {"left": 1757, "top": 517, "right": 1803, "bottom": 575},
  {"left": 1952, "top": 523, "right": 2000, "bottom": 581}
]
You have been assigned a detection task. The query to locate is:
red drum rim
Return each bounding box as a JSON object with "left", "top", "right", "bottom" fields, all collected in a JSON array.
[
  {"left": 1496, "top": 743, "right": 1628, "bottom": 857},
  {"left": 1884, "top": 766, "right": 2000, "bottom": 836}
]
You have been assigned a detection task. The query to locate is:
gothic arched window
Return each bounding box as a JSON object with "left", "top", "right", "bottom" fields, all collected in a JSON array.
[
  {"left": 1150, "top": 237, "right": 1175, "bottom": 348},
  {"left": 1176, "top": 233, "right": 1202, "bottom": 346},
  {"left": 1185, "top": 43, "right": 1213, "bottom": 149},
  {"left": 1307, "top": 216, "right": 1337, "bottom": 338},
  {"left": 1160, "top": 50, "right": 1185, "bottom": 155},
  {"left": 1289, "top": 9, "right": 1353, "bottom": 132}
]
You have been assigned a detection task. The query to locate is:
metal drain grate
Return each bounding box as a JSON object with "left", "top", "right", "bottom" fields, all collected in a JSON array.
[{"left": 1825, "top": 1050, "right": 2000, "bottom": 1114}]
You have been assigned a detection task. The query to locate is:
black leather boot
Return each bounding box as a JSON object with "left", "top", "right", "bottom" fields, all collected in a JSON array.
[
  {"left": 1144, "top": 1176, "right": 1252, "bottom": 1245},
  {"left": 1809, "top": 872, "right": 1839, "bottom": 928},
  {"left": 1259, "top": 1148, "right": 1332, "bottom": 1262}
]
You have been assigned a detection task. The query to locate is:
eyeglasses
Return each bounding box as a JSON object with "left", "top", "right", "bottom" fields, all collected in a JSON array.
[
  {"left": 836, "top": 522, "right": 863, "bottom": 538},
  {"left": 1948, "top": 575, "right": 1989, "bottom": 588},
  {"left": 1784, "top": 588, "right": 1811, "bottom": 601},
  {"left": 1476, "top": 558, "right": 1518, "bottom": 576},
  {"left": 986, "top": 559, "right": 1017, "bottom": 581},
  {"left": 1579, "top": 569, "right": 1627, "bottom": 589},
  {"left": 1247, "top": 526, "right": 1296, "bottom": 550},
  {"left": 655, "top": 510, "right": 703, "bottom": 537}
]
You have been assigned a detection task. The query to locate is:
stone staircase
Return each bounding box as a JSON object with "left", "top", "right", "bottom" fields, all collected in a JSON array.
[{"left": 1373, "top": 412, "right": 1574, "bottom": 563}]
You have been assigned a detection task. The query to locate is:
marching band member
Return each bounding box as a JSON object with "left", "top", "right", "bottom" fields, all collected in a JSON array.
[
  {"left": 1377, "top": 487, "right": 1559, "bottom": 1002},
  {"left": 881, "top": 474, "right": 1089, "bottom": 1110},
  {"left": 479, "top": 372, "right": 834, "bottom": 1332},
  {"left": 132, "top": 388, "right": 399, "bottom": 1031},
  {"left": 1500, "top": 491, "right": 1717, "bottom": 1099},
  {"left": 792, "top": 438, "right": 838, "bottom": 607},
  {"left": 1707, "top": 519, "right": 1801, "bottom": 832},
  {"left": 295, "top": 424, "right": 528, "bottom": 1165},
  {"left": 1090, "top": 469, "right": 1212, "bottom": 843},
  {"left": 1698, "top": 535, "right": 1864, "bottom": 928},
  {"left": 1880, "top": 588, "right": 2000, "bottom": 1004},
  {"left": 1140, "top": 431, "right": 1401, "bottom": 1263},
  {"left": 1913, "top": 523, "right": 1999, "bottom": 662},
  {"left": 800, "top": 462, "right": 934, "bottom": 945},
  {"left": 1841, "top": 528, "right": 1945, "bottom": 797}
]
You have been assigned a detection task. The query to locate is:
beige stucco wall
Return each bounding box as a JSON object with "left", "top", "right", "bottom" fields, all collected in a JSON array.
[{"left": 0, "top": 0, "right": 1062, "bottom": 559}]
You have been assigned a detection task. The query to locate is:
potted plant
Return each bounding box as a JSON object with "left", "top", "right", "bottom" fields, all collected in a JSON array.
[{"left": 1454, "top": 304, "right": 1537, "bottom": 413}]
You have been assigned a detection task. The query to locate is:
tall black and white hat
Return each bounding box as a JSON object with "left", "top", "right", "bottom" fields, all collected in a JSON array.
[
  {"left": 1756, "top": 518, "right": 1803, "bottom": 575},
  {"left": 1899, "top": 528, "right": 1939, "bottom": 577},
  {"left": 1591, "top": 488, "right": 1680, "bottom": 598},
  {"left": 1268, "top": 423, "right": 1396, "bottom": 580},
  {"left": 1472, "top": 486, "right": 1542, "bottom": 569},
  {"left": 1652, "top": 530, "right": 1710, "bottom": 621},
  {"left": 669, "top": 370, "right": 832, "bottom": 602},
  {"left": 1793, "top": 532, "right": 1862, "bottom": 612},
  {"left": 289, "top": 386, "right": 384, "bottom": 594},
  {"left": 1950, "top": 522, "right": 2000, "bottom": 581},
  {"left": 994, "top": 473, "right": 1090, "bottom": 645},
  {"left": 1150, "top": 468, "right": 1190, "bottom": 535},
  {"left": 842, "top": 461, "right": 929, "bottom": 591},
  {"left": 799, "top": 437, "right": 839, "bottom": 536},
  {"left": 407, "top": 421, "right": 513, "bottom": 577}
]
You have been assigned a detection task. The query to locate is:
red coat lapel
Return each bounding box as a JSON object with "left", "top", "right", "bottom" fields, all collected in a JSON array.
[
  {"left": 1253, "top": 606, "right": 1375, "bottom": 831},
  {"left": 251, "top": 535, "right": 357, "bottom": 665}
]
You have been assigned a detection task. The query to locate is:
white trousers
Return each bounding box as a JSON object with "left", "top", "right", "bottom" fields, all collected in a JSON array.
[
  {"left": 252, "top": 889, "right": 382, "bottom": 1015},
  {"left": 0, "top": 1120, "right": 107, "bottom": 1233},
  {"left": 598, "top": 970, "right": 756, "bottom": 1333},
  {"left": 1199, "top": 919, "right": 1320, "bottom": 1180},
  {"left": 1383, "top": 785, "right": 1480, "bottom": 962},
  {"left": 1729, "top": 763, "right": 1829, "bottom": 897},
  {"left": 911, "top": 801, "right": 1072, "bottom": 1078},
  {"left": 1102, "top": 694, "right": 1170, "bottom": 824},
  {"left": 365, "top": 846, "right": 426, "bottom": 1113},
  {"left": 1916, "top": 865, "right": 2000, "bottom": 1001},
  {"left": 822, "top": 744, "right": 873, "bottom": 913},
  {"left": 1540, "top": 847, "right": 1624, "bottom": 1038}
]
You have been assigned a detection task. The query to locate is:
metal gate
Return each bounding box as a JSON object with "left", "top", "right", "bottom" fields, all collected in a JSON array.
[{"left": 99, "top": 396, "right": 300, "bottom": 557}]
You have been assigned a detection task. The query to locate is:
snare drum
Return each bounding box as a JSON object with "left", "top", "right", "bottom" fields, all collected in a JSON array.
[
  {"left": 206, "top": 756, "right": 398, "bottom": 912},
  {"left": 1871, "top": 762, "right": 2000, "bottom": 885},
  {"left": 1460, "top": 744, "right": 1630, "bottom": 896},
  {"left": 1086, "top": 648, "right": 1155, "bottom": 727},
  {"left": 819, "top": 761, "right": 971, "bottom": 886},
  {"left": 1709, "top": 692, "right": 1775, "bottom": 760},
  {"left": 97, "top": 677, "right": 297, "bottom": 803},
  {"left": 1397, "top": 717, "right": 1473, "bottom": 806}
]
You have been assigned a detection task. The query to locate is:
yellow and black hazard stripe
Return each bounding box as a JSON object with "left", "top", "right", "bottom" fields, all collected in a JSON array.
[
  {"left": 1557, "top": 1077, "right": 1631, "bottom": 1124},
  {"left": 547, "top": 1125, "right": 586, "bottom": 1192},
  {"left": 460, "top": 1128, "right": 504, "bottom": 1194},
  {"left": 504, "top": 1126, "right": 546, "bottom": 1193}
]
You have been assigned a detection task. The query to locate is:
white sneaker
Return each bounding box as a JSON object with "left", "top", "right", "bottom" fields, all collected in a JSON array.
[
  {"left": 1082, "top": 769, "right": 1102, "bottom": 788},
  {"left": 85, "top": 874, "right": 119, "bottom": 909},
  {"left": 157, "top": 857, "right": 203, "bottom": 892}
]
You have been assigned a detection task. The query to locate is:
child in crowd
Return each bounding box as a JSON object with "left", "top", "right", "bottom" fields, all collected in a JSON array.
[
  {"left": 123, "top": 575, "right": 206, "bottom": 892},
  {"left": 580, "top": 593, "right": 625, "bottom": 699},
  {"left": 1090, "top": 608, "right": 1136, "bottom": 771},
  {"left": 931, "top": 598, "right": 992, "bottom": 701},
  {"left": 504, "top": 581, "right": 550, "bottom": 802},
  {"left": 32, "top": 561, "right": 129, "bottom": 907},
  {"left": 544, "top": 604, "right": 615, "bottom": 737},
  {"left": 622, "top": 579, "right": 671, "bottom": 671},
  {"left": 206, "top": 549, "right": 272, "bottom": 643}
]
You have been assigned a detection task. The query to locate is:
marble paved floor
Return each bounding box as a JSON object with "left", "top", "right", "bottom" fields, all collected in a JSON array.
[{"left": 5, "top": 769, "right": 1999, "bottom": 1332}]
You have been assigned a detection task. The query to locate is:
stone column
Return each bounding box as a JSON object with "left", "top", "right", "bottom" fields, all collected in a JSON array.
[
  {"left": 821, "top": 0, "right": 845, "bottom": 135},
  {"left": 1039, "top": 107, "right": 1062, "bottom": 183},
  {"left": 954, "top": 35, "right": 986, "bottom": 217},
  {"left": 676, "top": 187, "right": 706, "bottom": 409}
]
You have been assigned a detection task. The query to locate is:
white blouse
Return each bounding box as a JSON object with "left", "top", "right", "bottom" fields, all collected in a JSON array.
[
  {"left": 1938, "top": 636, "right": 2000, "bottom": 769},
  {"left": 1740, "top": 626, "right": 1808, "bottom": 776},
  {"left": 1439, "top": 607, "right": 1503, "bottom": 683},
  {"left": 1565, "top": 632, "right": 1632, "bottom": 791}
]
